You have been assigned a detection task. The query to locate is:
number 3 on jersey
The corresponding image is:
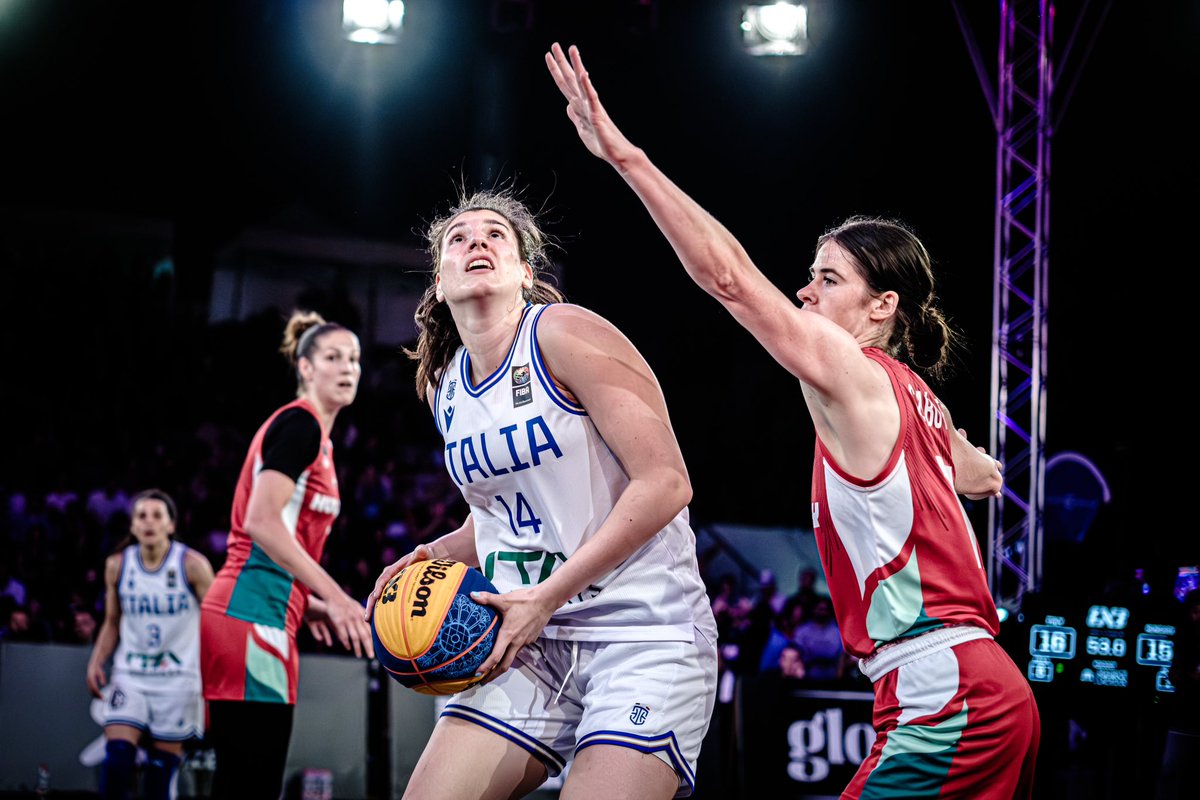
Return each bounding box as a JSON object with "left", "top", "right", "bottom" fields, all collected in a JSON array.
[{"left": 495, "top": 492, "right": 543, "bottom": 536}]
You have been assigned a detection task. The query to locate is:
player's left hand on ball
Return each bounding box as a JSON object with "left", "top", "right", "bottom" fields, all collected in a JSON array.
[{"left": 470, "top": 586, "right": 558, "bottom": 683}]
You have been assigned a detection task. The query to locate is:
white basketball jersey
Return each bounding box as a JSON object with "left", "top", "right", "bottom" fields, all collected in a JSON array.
[
  {"left": 434, "top": 304, "right": 716, "bottom": 643},
  {"left": 113, "top": 541, "right": 201, "bottom": 692}
]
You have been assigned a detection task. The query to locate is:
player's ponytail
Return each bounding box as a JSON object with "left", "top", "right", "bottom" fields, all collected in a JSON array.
[{"left": 280, "top": 310, "right": 352, "bottom": 393}]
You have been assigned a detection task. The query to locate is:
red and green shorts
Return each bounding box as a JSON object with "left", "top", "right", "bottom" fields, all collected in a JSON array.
[
  {"left": 200, "top": 606, "right": 298, "bottom": 705},
  {"left": 845, "top": 636, "right": 1039, "bottom": 799}
]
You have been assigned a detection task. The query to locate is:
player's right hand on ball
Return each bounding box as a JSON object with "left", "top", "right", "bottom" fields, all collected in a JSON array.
[{"left": 364, "top": 543, "right": 436, "bottom": 621}]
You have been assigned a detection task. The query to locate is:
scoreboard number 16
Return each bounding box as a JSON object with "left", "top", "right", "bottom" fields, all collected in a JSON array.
[{"left": 1029, "top": 625, "right": 1077, "bottom": 659}]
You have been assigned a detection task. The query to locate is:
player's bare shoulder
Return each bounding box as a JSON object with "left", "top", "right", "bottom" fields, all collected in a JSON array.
[
  {"left": 104, "top": 551, "right": 124, "bottom": 583},
  {"left": 534, "top": 303, "right": 632, "bottom": 358}
]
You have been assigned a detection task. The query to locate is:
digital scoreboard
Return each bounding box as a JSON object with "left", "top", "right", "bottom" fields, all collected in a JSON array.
[{"left": 1025, "top": 604, "right": 1177, "bottom": 692}]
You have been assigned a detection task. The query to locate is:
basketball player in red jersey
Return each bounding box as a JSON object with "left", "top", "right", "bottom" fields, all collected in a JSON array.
[
  {"left": 547, "top": 43, "right": 1040, "bottom": 799},
  {"left": 200, "top": 310, "right": 373, "bottom": 799}
]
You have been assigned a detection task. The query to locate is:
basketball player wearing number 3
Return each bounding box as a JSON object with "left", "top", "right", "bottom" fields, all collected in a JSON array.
[{"left": 366, "top": 188, "right": 718, "bottom": 799}]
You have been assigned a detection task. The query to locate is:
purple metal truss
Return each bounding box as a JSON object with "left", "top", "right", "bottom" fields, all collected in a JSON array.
[
  {"left": 955, "top": 0, "right": 1054, "bottom": 612},
  {"left": 955, "top": 0, "right": 1110, "bottom": 612}
]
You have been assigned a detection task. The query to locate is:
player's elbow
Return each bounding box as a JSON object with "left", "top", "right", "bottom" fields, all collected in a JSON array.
[
  {"left": 658, "top": 468, "right": 693, "bottom": 515},
  {"left": 706, "top": 260, "right": 749, "bottom": 306},
  {"left": 242, "top": 512, "right": 279, "bottom": 546},
  {"left": 687, "top": 239, "right": 747, "bottom": 303}
]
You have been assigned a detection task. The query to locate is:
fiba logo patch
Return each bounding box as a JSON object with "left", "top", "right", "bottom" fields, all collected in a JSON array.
[
  {"left": 629, "top": 703, "right": 650, "bottom": 726},
  {"left": 512, "top": 364, "right": 532, "bottom": 407}
]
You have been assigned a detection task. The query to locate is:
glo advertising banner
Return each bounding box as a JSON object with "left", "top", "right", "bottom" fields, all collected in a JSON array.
[{"left": 739, "top": 680, "right": 875, "bottom": 798}]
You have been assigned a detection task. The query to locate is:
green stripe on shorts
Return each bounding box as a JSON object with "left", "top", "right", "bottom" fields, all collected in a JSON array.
[
  {"left": 244, "top": 633, "right": 289, "bottom": 703},
  {"left": 861, "top": 703, "right": 967, "bottom": 798}
]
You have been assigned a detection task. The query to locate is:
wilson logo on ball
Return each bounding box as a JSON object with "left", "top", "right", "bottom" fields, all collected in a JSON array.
[{"left": 371, "top": 559, "right": 501, "bottom": 696}]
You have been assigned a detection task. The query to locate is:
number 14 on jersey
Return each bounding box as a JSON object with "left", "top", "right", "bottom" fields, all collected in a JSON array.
[{"left": 495, "top": 492, "right": 543, "bottom": 536}]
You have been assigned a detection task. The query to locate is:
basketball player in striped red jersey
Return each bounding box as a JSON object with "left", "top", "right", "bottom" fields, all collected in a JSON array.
[
  {"left": 366, "top": 189, "right": 718, "bottom": 800},
  {"left": 201, "top": 311, "right": 373, "bottom": 800},
  {"left": 548, "top": 42, "right": 1040, "bottom": 799},
  {"left": 86, "top": 489, "right": 214, "bottom": 800}
]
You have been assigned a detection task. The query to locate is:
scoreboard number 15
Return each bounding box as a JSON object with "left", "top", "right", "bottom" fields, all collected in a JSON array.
[{"left": 1136, "top": 635, "right": 1174, "bottom": 667}]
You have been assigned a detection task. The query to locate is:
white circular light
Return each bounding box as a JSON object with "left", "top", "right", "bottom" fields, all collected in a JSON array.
[{"left": 756, "top": 3, "right": 803, "bottom": 42}]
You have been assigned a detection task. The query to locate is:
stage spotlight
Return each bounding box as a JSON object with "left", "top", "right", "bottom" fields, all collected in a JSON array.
[
  {"left": 343, "top": 0, "right": 405, "bottom": 44},
  {"left": 741, "top": 3, "right": 809, "bottom": 56}
]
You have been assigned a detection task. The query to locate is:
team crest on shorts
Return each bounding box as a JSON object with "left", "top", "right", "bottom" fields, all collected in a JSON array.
[
  {"left": 629, "top": 703, "right": 650, "bottom": 725},
  {"left": 512, "top": 364, "right": 532, "bottom": 407}
]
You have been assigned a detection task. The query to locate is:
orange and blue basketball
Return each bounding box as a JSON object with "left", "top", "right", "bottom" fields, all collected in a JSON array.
[{"left": 371, "top": 558, "right": 501, "bottom": 696}]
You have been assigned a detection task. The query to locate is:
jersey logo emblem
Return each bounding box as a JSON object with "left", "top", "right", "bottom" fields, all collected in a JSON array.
[
  {"left": 512, "top": 364, "right": 533, "bottom": 407},
  {"left": 167, "top": 568, "right": 177, "bottom": 589},
  {"left": 629, "top": 704, "right": 650, "bottom": 725},
  {"left": 446, "top": 379, "right": 457, "bottom": 401},
  {"left": 443, "top": 406, "right": 455, "bottom": 431}
]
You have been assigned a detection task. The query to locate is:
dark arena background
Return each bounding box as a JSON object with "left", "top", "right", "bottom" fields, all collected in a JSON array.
[{"left": 1, "top": 1, "right": 1195, "bottom": 798}]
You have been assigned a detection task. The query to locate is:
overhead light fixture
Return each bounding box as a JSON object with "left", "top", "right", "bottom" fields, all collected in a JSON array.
[
  {"left": 343, "top": 0, "right": 405, "bottom": 44},
  {"left": 741, "top": 3, "right": 809, "bottom": 56}
]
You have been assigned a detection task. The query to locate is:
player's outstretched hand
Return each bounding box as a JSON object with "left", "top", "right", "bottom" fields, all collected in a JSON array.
[
  {"left": 364, "top": 543, "right": 437, "bottom": 622},
  {"left": 545, "top": 42, "right": 639, "bottom": 167}
]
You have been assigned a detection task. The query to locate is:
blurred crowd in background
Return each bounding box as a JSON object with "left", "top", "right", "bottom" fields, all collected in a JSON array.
[{"left": 0, "top": 405, "right": 859, "bottom": 691}]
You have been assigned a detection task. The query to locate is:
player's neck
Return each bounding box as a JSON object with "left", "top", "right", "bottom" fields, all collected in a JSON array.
[
  {"left": 301, "top": 394, "right": 337, "bottom": 436},
  {"left": 140, "top": 540, "right": 170, "bottom": 569},
  {"left": 453, "top": 298, "right": 526, "bottom": 383}
]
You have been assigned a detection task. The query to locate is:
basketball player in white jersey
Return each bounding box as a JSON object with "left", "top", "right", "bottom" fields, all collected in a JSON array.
[
  {"left": 86, "top": 489, "right": 215, "bottom": 800},
  {"left": 367, "top": 188, "right": 718, "bottom": 799}
]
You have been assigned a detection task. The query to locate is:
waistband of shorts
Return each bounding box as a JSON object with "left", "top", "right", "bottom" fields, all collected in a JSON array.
[{"left": 858, "top": 624, "right": 993, "bottom": 683}]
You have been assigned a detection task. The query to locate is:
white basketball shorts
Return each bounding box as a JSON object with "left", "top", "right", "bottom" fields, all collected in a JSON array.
[
  {"left": 102, "top": 678, "right": 205, "bottom": 742},
  {"left": 443, "top": 629, "right": 717, "bottom": 797}
]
